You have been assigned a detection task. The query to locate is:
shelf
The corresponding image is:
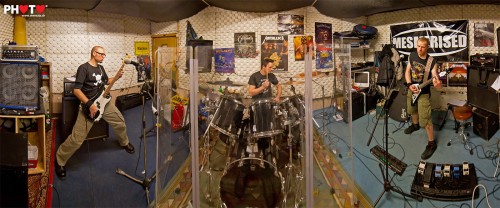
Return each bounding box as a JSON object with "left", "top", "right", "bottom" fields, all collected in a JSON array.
[{"left": 0, "top": 114, "right": 46, "bottom": 175}]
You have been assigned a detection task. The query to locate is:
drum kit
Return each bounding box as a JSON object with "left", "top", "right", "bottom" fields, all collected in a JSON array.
[{"left": 199, "top": 77, "right": 307, "bottom": 207}]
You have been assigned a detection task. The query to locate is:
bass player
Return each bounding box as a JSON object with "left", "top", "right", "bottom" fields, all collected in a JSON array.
[{"left": 55, "top": 46, "right": 135, "bottom": 180}]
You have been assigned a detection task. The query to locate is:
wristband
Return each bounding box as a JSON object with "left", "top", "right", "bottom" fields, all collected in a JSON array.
[{"left": 85, "top": 100, "right": 93, "bottom": 108}]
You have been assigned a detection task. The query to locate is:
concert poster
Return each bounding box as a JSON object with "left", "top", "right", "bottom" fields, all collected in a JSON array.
[
  {"left": 136, "top": 55, "right": 151, "bottom": 82},
  {"left": 315, "top": 43, "right": 333, "bottom": 69},
  {"left": 234, "top": 32, "right": 258, "bottom": 58},
  {"left": 214, "top": 48, "right": 235, "bottom": 73},
  {"left": 474, "top": 23, "right": 495, "bottom": 47},
  {"left": 315, "top": 22, "right": 332, "bottom": 44},
  {"left": 261, "top": 35, "right": 288, "bottom": 72},
  {"left": 293, "top": 35, "right": 314, "bottom": 61},
  {"left": 447, "top": 62, "right": 468, "bottom": 87},
  {"left": 278, "top": 14, "right": 304, "bottom": 35},
  {"left": 437, "top": 62, "right": 447, "bottom": 86}
]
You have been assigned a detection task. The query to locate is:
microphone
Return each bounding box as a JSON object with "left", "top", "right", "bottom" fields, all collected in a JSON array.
[{"left": 124, "top": 58, "right": 142, "bottom": 67}]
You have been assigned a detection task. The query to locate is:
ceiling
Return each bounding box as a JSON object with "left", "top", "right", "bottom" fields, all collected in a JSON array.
[{"left": 1, "top": 0, "right": 499, "bottom": 22}]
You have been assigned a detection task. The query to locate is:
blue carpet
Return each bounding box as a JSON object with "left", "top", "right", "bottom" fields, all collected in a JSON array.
[
  {"left": 52, "top": 100, "right": 190, "bottom": 207},
  {"left": 314, "top": 106, "right": 500, "bottom": 207}
]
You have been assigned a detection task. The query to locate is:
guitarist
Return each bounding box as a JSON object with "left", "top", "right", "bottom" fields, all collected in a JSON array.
[
  {"left": 404, "top": 37, "right": 442, "bottom": 160},
  {"left": 55, "top": 46, "right": 135, "bottom": 180}
]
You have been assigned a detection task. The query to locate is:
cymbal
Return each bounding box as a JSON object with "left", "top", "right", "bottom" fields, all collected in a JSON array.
[
  {"left": 206, "top": 78, "right": 247, "bottom": 86},
  {"left": 281, "top": 80, "right": 304, "bottom": 85},
  {"left": 293, "top": 71, "right": 323, "bottom": 78}
]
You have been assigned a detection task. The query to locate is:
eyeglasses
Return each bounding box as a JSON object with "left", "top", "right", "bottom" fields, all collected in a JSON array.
[{"left": 95, "top": 51, "right": 106, "bottom": 57}]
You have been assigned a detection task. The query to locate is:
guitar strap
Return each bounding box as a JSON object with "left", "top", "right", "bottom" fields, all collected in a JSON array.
[{"left": 423, "top": 56, "right": 434, "bottom": 83}]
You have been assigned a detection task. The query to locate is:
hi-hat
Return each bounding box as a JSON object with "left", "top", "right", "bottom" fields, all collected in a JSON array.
[
  {"left": 293, "top": 70, "right": 323, "bottom": 78},
  {"left": 206, "top": 78, "right": 247, "bottom": 86},
  {"left": 281, "top": 80, "right": 304, "bottom": 85}
]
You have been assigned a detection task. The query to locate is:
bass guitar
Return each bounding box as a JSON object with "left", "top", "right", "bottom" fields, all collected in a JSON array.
[
  {"left": 410, "top": 67, "right": 453, "bottom": 106},
  {"left": 83, "top": 63, "right": 125, "bottom": 122}
]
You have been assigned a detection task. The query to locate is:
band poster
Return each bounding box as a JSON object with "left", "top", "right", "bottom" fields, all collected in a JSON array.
[
  {"left": 136, "top": 55, "right": 152, "bottom": 82},
  {"left": 234, "top": 32, "right": 258, "bottom": 58},
  {"left": 261, "top": 35, "right": 288, "bottom": 72},
  {"left": 447, "top": 62, "right": 468, "bottom": 87},
  {"left": 293, "top": 35, "right": 314, "bottom": 61},
  {"left": 473, "top": 23, "right": 495, "bottom": 47},
  {"left": 278, "top": 14, "right": 304, "bottom": 35},
  {"left": 390, "top": 20, "right": 469, "bottom": 62},
  {"left": 214, "top": 48, "right": 235, "bottom": 73},
  {"left": 315, "top": 22, "right": 333, "bottom": 69}
]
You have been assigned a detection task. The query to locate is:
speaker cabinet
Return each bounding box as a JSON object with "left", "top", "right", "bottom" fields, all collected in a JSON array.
[
  {"left": 0, "top": 62, "right": 40, "bottom": 110},
  {"left": 473, "top": 108, "right": 499, "bottom": 141},
  {"left": 467, "top": 66, "right": 499, "bottom": 115},
  {"left": 62, "top": 96, "right": 108, "bottom": 141},
  {"left": 0, "top": 132, "right": 28, "bottom": 207},
  {"left": 343, "top": 92, "right": 365, "bottom": 122}
]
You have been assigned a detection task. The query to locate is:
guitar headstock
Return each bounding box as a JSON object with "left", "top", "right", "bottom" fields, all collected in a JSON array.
[{"left": 439, "top": 67, "right": 454, "bottom": 77}]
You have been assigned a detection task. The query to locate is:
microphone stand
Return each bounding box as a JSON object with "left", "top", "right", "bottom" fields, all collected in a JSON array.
[
  {"left": 366, "top": 89, "right": 421, "bottom": 207},
  {"left": 116, "top": 65, "right": 156, "bottom": 206}
]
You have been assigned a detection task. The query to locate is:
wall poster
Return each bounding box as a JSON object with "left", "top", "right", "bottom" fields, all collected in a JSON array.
[
  {"left": 214, "top": 48, "right": 235, "bottom": 73},
  {"left": 315, "top": 22, "right": 333, "bottom": 69},
  {"left": 261, "top": 35, "right": 288, "bottom": 72},
  {"left": 278, "top": 14, "right": 304, "bottom": 35},
  {"left": 234, "top": 32, "right": 258, "bottom": 58},
  {"left": 293, "top": 35, "right": 314, "bottom": 61}
]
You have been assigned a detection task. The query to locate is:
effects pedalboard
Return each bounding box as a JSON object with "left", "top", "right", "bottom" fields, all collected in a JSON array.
[
  {"left": 410, "top": 161, "right": 478, "bottom": 201},
  {"left": 370, "top": 145, "right": 407, "bottom": 176}
]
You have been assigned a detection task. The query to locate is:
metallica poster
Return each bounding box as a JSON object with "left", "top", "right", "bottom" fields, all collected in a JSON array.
[
  {"left": 390, "top": 20, "right": 469, "bottom": 62},
  {"left": 261, "top": 35, "right": 288, "bottom": 72},
  {"left": 234, "top": 32, "right": 258, "bottom": 58}
]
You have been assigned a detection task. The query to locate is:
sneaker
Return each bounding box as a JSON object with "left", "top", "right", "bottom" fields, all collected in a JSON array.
[
  {"left": 404, "top": 124, "right": 420, "bottom": 134},
  {"left": 421, "top": 142, "right": 437, "bottom": 160}
]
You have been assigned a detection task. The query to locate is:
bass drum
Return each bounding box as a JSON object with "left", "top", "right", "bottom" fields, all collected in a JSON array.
[{"left": 219, "top": 158, "right": 284, "bottom": 208}]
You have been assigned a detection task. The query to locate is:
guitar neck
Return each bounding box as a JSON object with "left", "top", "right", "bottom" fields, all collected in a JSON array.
[
  {"left": 102, "top": 64, "right": 124, "bottom": 97},
  {"left": 418, "top": 78, "right": 434, "bottom": 89}
]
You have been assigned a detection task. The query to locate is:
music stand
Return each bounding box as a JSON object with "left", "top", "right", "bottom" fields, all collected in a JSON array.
[
  {"left": 367, "top": 90, "right": 421, "bottom": 206},
  {"left": 116, "top": 65, "right": 156, "bottom": 206}
]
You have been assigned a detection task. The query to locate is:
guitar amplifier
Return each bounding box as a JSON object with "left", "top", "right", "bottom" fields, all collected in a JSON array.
[
  {"left": 343, "top": 92, "right": 365, "bottom": 122},
  {"left": 467, "top": 66, "right": 499, "bottom": 115},
  {"left": 470, "top": 54, "right": 498, "bottom": 68},
  {"left": 62, "top": 96, "right": 108, "bottom": 141},
  {"left": 63, "top": 77, "right": 76, "bottom": 97},
  {"left": 473, "top": 108, "right": 499, "bottom": 141}
]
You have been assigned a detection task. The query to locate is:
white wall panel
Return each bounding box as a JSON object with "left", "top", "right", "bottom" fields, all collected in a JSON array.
[{"left": 151, "top": 21, "right": 177, "bottom": 35}]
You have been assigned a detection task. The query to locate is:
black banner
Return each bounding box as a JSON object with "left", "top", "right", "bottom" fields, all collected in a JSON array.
[{"left": 391, "top": 20, "right": 468, "bottom": 62}]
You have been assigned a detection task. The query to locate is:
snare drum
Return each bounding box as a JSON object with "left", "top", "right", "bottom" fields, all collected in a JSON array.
[
  {"left": 250, "top": 98, "right": 283, "bottom": 138},
  {"left": 211, "top": 96, "right": 245, "bottom": 137},
  {"left": 219, "top": 158, "right": 284, "bottom": 208}
]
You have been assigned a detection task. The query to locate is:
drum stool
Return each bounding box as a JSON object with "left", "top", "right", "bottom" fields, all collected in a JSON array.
[{"left": 447, "top": 105, "right": 473, "bottom": 155}]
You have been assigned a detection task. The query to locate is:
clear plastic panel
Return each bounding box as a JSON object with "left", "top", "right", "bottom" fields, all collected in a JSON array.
[
  {"left": 311, "top": 43, "right": 357, "bottom": 207},
  {"left": 154, "top": 45, "right": 192, "bottom": 207}
]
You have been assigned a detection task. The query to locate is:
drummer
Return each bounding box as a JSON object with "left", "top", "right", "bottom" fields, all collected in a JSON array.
[{"left": 248, "top": 58, "right": 282, "bottom": 102}]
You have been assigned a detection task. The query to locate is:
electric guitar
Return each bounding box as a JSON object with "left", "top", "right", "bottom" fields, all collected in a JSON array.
[
  {"left": 410, "top": 67, "right": 453, "bottom": 106},
  {"left": 83, "top": 63, "right": 125, "bottom": 122}
]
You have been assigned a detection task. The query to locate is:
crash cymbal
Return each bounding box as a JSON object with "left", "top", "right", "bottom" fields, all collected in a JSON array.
[
  {"left": 281, "top": 80, "right": 304, "bottom": 85},
  {"left": 206, "top": 78, "right": 247, "bottom": 86},
  {"left": 293, "top": 70, "right": 323, "bottom": 78}
]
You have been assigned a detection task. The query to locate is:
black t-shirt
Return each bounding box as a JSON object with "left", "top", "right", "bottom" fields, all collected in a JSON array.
[
  {"left": 248, "top": 71, "right": 279, "bottom": 100},
  {"left": 74, "top": 62, "right": 108, "bottom": 99},
  {"left": 409, "top": 52, "right": 436, "bottom": 94}
]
